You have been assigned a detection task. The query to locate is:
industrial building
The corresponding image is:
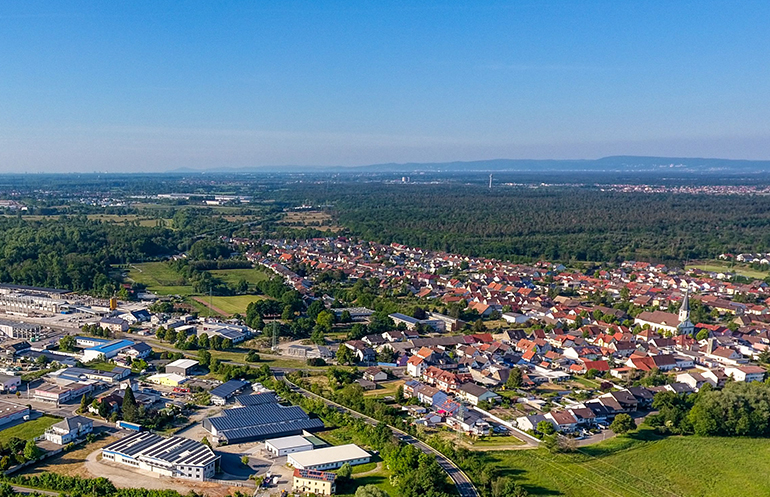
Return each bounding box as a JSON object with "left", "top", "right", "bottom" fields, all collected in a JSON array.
[
  {"left": 164, "top": 359, "right": 199, "bottom": 376},
  {"left": 0, "top": 320, "right": 41, "bottom": 339},
  {"left": 287, "top": 444, "right": 371, "bottom": 470},
  {"left": 293, "top": 468, "right": 336, "bottom": 495},
  {"left": 81, "top": 339, "right": 142, "bottom": 362},
  {"left": 203, "top": 398, "right": 324, "bottom": 444},
  {"left": 0, "top": 404, "right": 30, "bottom": 428},
  {"left": 209, "top": 379, "right": 250, "bottom": 405},
  {"left": 101, "top": 431, "right": 218, "bottom": 480},
  {"left": 234, "top": 392, "right": 279, "bottom": 406},
  {"left": 197, "top": 323, "right": 251, "bottom": 344},
  {"left": 34, "top": 382, "right": 93, "bottom": 404},
  {"left": 264, "top": 435, "right": 314, "bottom": 457},
  {"left": 0, "top": 374, "right": 21, "bottom": 393}
]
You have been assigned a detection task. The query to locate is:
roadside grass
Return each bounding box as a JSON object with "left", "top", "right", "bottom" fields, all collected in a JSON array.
[
  {"left": 0, "top": 416, "right": 59, "bottom": 444},
  {"left": 480, "top": 429, "right": 770, "bottom": 497}
]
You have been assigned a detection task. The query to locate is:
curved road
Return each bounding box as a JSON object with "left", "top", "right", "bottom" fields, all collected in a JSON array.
[{"left": 275, "top": 371, "right": 479, "bottom": 497}]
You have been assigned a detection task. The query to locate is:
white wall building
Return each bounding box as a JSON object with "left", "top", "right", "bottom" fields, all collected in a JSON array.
[
  {"left": 287, "top": 444, "right": 370, "bottom": 470},
  {"left": 264, "top": 435, "right": 314, "bottom": 457}
]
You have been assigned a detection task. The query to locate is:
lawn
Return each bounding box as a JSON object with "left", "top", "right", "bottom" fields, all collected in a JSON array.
[
  {"left": 363, "top": 379, "right": 404, "bottom": 398},
  {"left": 0, "top": 416, "right": 59, "bottom": 444},
  {"left": 208, "top": 268, "right": 270, "bottom": 286},
  {"left": 688, "top": 261, "right": 769, "bottom": 280},
  {"left": 125, "top": 262, "right": 193, "bottom": 295},
  {"left": 480, "top": 429, "right": 770, "bottom": 496}
]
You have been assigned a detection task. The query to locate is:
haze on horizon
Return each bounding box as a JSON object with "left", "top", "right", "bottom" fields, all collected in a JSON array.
[{"left": 1, "top": 1, "right": 769, "bottom": 173}]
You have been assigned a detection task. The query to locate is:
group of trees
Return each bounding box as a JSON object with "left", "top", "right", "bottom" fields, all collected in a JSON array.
[
  {"left": 1, "top": 472, "right": 217, "bottom": 497},
  {"left": 0, "top": 437, "right": 42, "bottom": 471},
  {"left": 645, "top": 381, "right": 770, "bottom": 437},
  {"left": 155, "top": 326, "right": 232, "bottom": 351}
]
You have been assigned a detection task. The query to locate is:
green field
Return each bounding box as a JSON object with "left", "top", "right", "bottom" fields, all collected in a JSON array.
[
  {"left": 481, "top": 430, "right": 770, "bottom": 496},
  {"left": 688, "top": 261, "right": 769, "bottom": 280},
  {"left": 206, "top": 295, "right": 266, "bottom": 315},
  {"left": 125, "top": 262, "right": 192, "bottom": 295},
  {"left": 0, "top": 416, "right": 59, "bottom": 445},
  {"left": 208, "top": 268, "right": 270, "bottom": 286}
]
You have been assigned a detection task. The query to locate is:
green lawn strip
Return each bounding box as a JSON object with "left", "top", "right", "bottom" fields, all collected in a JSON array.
[{"left": 208, "top": 268, "right": 270, "bottom": 286}]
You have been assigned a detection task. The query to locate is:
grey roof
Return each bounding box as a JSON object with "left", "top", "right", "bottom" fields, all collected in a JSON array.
[
  {"left": 204, "top": 403, "right": 324, "bottom": 443},
  {"left": 103, "top": 431, "right": 218, "bottom": 467},
  {"left": 235, "top": 392, "right": 278, "bottom": 406},
  {"left": 54, "top": 416, "right": 93, "bottom": 432},
  {"left": 210, "top": 379, "right": 249, "bottom": 399}
]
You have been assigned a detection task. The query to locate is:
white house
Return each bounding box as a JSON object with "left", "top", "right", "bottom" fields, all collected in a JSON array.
[
  {"left": 44, "top": 416, "right": 93, "bottom": 445},
  {"left": 724, "top": 365, "right": 766, "bottom": 382}
]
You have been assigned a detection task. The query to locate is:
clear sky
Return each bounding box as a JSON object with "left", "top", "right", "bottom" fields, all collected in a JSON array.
[{"left": 1, "top": 1, "right": 769, "bottom": 172}]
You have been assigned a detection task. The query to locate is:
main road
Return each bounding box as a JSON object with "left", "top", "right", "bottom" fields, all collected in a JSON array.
[{"left": 274, "top": 371, "right": 479, "bottom": 497}]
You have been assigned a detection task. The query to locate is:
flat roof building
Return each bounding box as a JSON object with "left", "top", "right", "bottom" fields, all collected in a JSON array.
[
  {"left": 265, "top": 435, "right": 313, "bottom": 457},
  {"left": 209, "top": 379, "right": 250, "bottom": 405},
  {"left": 287, "top": 444, "right": 371, "bottom": 470},
  {"left": 102, "top": 431, "right": 218, "bottom": 481},
  {"left": 165, "top": 359, "right": 199, "bottom": 376},
  {"left": 0, "top": 320, "right": 41, "bottom": 339},
  {"left": 203, "top": 400, "right": 324, "bottom": 444}
]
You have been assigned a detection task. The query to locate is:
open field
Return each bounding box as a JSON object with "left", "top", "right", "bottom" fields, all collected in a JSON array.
[
  {"left": 125, "top": 262, "right": 192, "bottom": 295},
  {"left": 481, "top": 429, "right": 770, "bottom": 496},
  {"left": 208, "top": 268, "right": 270, "bottom": 286},
  {"left": 20, "top": 436, "right": 117, "bottom": 478},
  {"left": 688, "top": 261, "right": 769, "bottom": 279},
  {"left": 363, "top": 379, "right": 404, "bottom": 398},
  {"left": 199, "top": 295, "right": 266, "bottom": 316},
  {"left": 0, "top": 416, "right": 59, "bottom": 444}
]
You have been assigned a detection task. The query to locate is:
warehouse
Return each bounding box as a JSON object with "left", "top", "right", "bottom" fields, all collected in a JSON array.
[
  {"left": 209, "top": 379, "right": 250, "bottom": 405},
  {"left": 82, "top": 339, "right": 137, "bottom": 362},
  {"left": 234, "top": 392, "right": 279, "bottom": 406},
  {"left": 264, "top": 435, "right": 314, "bottom": 457},
  {"left": 165, "top": 359, "right": 199, "bottom": 376},
  {"left": 287, "top": 444, "right": 371, "bottom": 470},
  {"left": 0, "top": 374, "right": 21, "bottom": 393},
  {"left": 101, "top": 431, "right": 218, "bottom": 480},
  {"left": 203, "top": 401, "right": 324, "bottom": 444},
  {"left": 0, "top": 320, "right": 41, "bottom": 339}
]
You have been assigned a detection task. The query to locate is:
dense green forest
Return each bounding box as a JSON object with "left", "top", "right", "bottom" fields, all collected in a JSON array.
[{"left": 293, "top": 183, "right": 770, "bottom": 263}]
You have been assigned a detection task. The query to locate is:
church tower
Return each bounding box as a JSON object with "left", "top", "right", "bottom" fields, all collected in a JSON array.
[{"left": 677, "top": 290, "right": 695, "bottom": 336}]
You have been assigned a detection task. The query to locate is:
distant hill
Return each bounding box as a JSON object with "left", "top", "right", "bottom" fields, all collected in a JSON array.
[
  {"left": 357, "top": 156, "right": 770, "bottom": 173},
  {"left": 167, "top": 155, "right": 770, "bottom": 174}
]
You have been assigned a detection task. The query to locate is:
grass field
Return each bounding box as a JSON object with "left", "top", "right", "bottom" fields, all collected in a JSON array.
[
  {"left": 126, "top": 262, "right": 192, "bottom": 295},
  {"left": 0, "top": 416, "right": 59, "bottom": 445},
  {"left": 363, "top": 379, "right": 404, "bottom": 398},
  {"left": 688, "top": 261, "right": 769, "bottom": 280},
  {"left": 481, "top": 429, "right": 770, "bottom": 496},
  {"left": 20, "top": 436, "right": 117, "bottom": 478},
  {"left": 206, "top": 295, "right": 266, "bottom": 315},
  {"left": 208, "top": 268, "right": 270, "bottom": 286}
]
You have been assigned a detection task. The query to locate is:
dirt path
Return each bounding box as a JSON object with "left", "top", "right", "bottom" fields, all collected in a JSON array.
[{"left": 353, "top": 461, "right": 383, "bottom": 477}]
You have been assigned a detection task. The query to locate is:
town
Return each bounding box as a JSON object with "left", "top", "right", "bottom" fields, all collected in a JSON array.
[{"left": 0, "top": 230, "right": 765, "bottom": 497}]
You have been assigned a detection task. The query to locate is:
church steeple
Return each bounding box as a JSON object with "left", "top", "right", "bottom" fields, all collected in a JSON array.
[
  {"left": 679, "top": 290, "right": 691, "bottom": 323},
  {"left": 677, "top": 289, "right": 695, "bottom": 336}
]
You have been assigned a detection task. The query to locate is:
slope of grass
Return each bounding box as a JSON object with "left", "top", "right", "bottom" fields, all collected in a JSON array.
[
  {"left": 688, "top": 261, "right": 769, "bottom": 279},
  {"left": 0, "top": 416, "right": 59, "bottom": 444},
  {"left": 208, "top": 268, "right": 270, "bottom": 286},
  {"left": 126, "top": 262, "right": 192, "bottom": 295},
  {"left": 481, "top": 429, "right": 770, "bottom": 497}
]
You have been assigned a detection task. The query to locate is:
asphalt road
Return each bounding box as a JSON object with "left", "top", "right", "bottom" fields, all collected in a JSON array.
[{"left": 275, "top": 371, "right": 480, "bottom": 497}]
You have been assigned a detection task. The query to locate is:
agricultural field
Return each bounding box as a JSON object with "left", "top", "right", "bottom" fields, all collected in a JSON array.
[
  {"left": 481, "top": 429, "right": 770, "bottom": 496},
  {"left": 282, "top": 209, "right": 340, "bottom": 231},
  {"left": 0, "top": 416, "right": 59, "bottom": 445}
]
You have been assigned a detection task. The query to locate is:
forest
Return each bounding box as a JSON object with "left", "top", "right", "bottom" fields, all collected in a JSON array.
[{"left": 291, "top": 182, "right": 770, "bottom": 263}]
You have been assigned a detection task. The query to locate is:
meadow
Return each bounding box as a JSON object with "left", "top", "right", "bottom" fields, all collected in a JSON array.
[
  {"left": 0, "top": 416, "right": 59, "bottom": 445},
  {"left": 481, "top": 429, "right": 770, "bottom": 497}
]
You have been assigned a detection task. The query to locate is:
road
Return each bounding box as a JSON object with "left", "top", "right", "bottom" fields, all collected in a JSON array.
[
  {"left": 11, "top": 485, "right": 59, "bottom": 496},
  {"left": 275, "top": 371, "right": 480, "bottom": 497}
]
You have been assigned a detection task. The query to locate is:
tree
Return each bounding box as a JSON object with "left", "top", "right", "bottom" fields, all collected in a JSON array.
[
  {"left": 337, "top": 344, "right": 355, "bottom": 365},
  {"left": 122, "top": 386, "right": 139, "bottom": 423},
  {"left": 59, "top": 335, "right": 76, "bottom": 352},
  {"left": 79, "top": 394, "right": 90, "bottom": 413},
  {"left": 355, "top": 485, "right": 390, "bottom": 497},
  {"left": 197, "top": 349, "right": 212, "bottom": 368},
  {"left": 241, "top": 455, "right": 250, "bottom": 466},
  {"left": 23, "top": 440, "right": 41, "bottom": 461},
  {"left": 307, "top": 300, "right": 326, "bottom": 321},
  {"left": 696, "top": 328, "right": 709, "bottom": 341},
  {"left": 337, "top": 462, "right": 352, "bottom": 480},
  {"left": 201, "top": 436, "right": 210, "bottom": 447},
  {"left": 610, "top": 413, "right": 636, "bottom": 434},
  {"left": 246, "top": 350, "right": 260, "bottom": 362},
  {"left": 316, "top": 310, "right": 335, "bottom": 333},
  {"left": 491, "top": 476, "right": 529, "bottom": 497},
  {"left": 36, "top": 354, "right": 49, "bottom": 366},
  {"left": 537, "top": 420, "right": 556, "bottom": 435},
  {"left": 506, "top": 367, "right": 523, "bottom": 389},
  {"left": 395, "top": 385, "right": 405, "bottom": 404},
  {"left": 585, "top": 368, "right": 599, "bottom": 380}
]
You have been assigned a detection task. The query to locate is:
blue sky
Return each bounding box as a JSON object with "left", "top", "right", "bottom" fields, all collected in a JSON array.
[{"left": 1, "top": 1, "right": 769, "bottom": 172}]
